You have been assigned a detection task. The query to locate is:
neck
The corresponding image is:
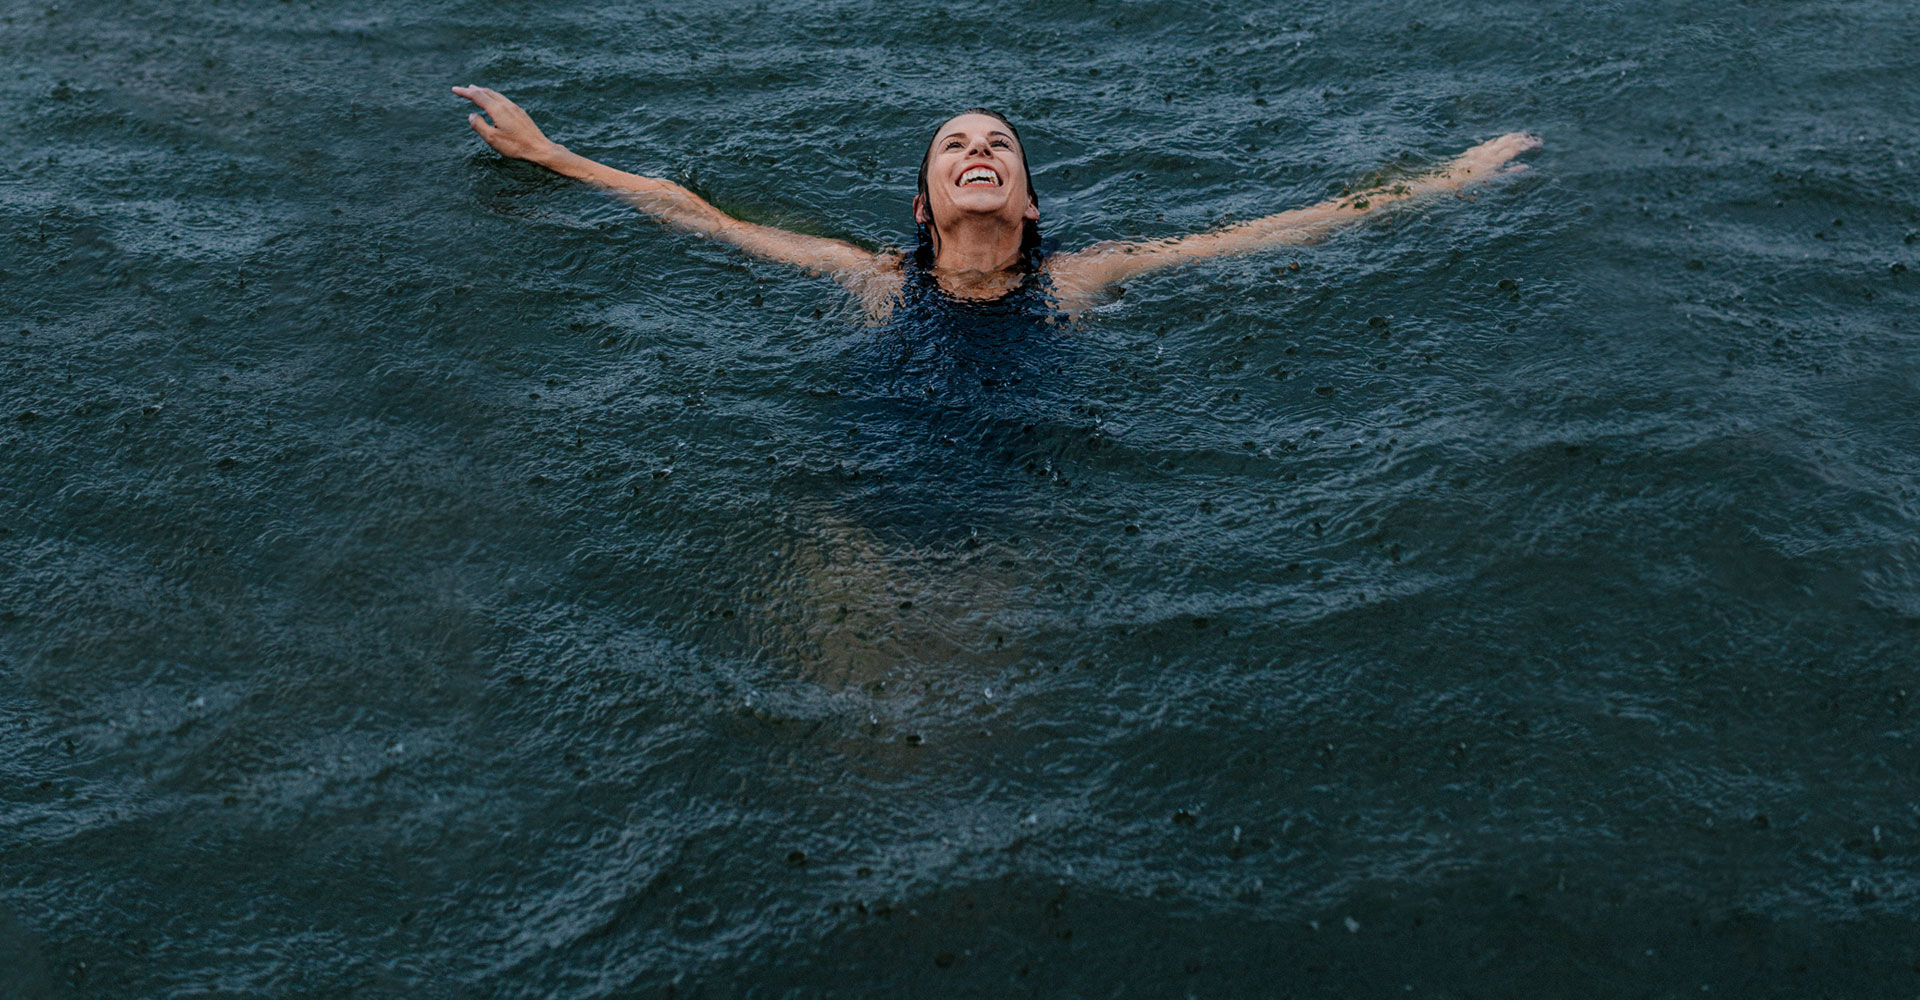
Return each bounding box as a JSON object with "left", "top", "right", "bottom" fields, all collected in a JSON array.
[{"left": 931, "top": 213, "right": 1025, "bottom": 280}]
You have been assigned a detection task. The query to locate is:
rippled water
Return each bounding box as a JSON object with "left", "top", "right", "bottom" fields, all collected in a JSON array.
[{"left": 6, "top": 0, "right": 1918, "bottom": 996}]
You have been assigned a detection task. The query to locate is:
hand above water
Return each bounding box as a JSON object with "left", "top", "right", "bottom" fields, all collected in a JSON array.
[
  {"left": 453, "top": 85, "right": 561, "bottom": 164},
  {"left": 1437, "top": 132, "right": 1542, "bottom": 186}
]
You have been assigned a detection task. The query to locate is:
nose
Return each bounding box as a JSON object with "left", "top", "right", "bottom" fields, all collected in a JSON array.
[{"left": 968, "top": 137, "right": 994, "bottom": 157}]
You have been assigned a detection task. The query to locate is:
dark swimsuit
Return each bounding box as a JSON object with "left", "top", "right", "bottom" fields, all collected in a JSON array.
[{"left": 834, "top": 254, "right": 1077, "bottom": 546}]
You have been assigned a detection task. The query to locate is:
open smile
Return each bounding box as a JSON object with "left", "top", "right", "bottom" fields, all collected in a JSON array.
[{"left": 957, "top": 165, "right": 1002, "bottom": 187}]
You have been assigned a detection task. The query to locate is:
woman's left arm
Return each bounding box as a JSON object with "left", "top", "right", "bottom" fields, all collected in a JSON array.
[{"left": 1047, "top": 133, "right": 1541, "bottom": 301}]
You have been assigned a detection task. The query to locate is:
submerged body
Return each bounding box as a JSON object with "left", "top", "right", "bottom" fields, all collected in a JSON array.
[
  {"left": 872, "top": 249, "right": 1069, "bottom": 393},
  {"left": 842, "top": 251, "right": 1078, "bottom": 546}
]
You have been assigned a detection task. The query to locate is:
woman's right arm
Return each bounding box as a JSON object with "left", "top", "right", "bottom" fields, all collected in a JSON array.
[{"left": 453, "top": 86, "right": 893, "bottom": 293}]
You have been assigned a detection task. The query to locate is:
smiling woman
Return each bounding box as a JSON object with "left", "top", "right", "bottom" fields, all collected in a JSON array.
[
  {"left": 451, "top": 85, "right": 1539, "bottom": 320},
  {"left": 911, "top": 109, "right": 1045, "bottom": 290}
]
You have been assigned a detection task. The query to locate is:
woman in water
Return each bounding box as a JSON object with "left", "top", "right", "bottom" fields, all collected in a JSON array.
[
  {"left": 452, "top": 88, "right": 1539, "bottom": 681},
  {"left": 451, "top": 86, "right": 1540, "bottom": 319}
]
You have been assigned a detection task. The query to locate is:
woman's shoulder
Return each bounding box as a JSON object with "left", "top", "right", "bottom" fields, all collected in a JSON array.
[
  {"left": 847, "top": 251, "right": 910, "bottom": 318},
  {"left": 1036, "top": 252, "right": 1107, "bottom": 320}
]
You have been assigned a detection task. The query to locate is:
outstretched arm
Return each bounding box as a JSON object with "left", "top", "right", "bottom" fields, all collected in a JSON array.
[
  {"left": 1047, "top": 133, "right": 1541, "bottom": 301},
  {"left": 453, "top": 86, "right": 894, "bottom": 294}
]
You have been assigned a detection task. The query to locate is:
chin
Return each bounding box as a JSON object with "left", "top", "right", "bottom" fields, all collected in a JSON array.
[{"left": 948, "top": 193, "right": 1011, "bottom": 214}]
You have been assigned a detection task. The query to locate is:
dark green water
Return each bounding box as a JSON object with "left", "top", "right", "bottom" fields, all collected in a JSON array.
[{"left": 5, "top": 1, "right": 1918, "bottom": 996}]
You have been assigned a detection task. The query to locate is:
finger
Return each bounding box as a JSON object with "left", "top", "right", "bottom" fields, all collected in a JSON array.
[
  {"left": 453, "top": 85, "right": 499, "bottom": 115},
  {"left": 472, "top": 92, "right": 510, "bottom": 117},
  {"left": 458, "top": 85, "right": 509, "bottom": 116},
  {"left": 1499, "top": 163, "right": 1530, "bottom": 177},
  {"left": 468, "top": 112, "right": 496, "bottom": 136},
  {"left": 1504, "top": 132, "right": 1542, "bottom": 153}
]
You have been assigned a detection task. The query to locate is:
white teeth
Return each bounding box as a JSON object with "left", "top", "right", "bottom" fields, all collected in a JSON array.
[{"left": 959, "top": 167, "right": 999, "bottom": 186}]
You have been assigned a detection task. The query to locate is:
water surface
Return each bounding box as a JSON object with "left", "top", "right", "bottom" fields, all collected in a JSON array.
[{"left": 4, "top": 0, "right": 1918, "bottom": 996}]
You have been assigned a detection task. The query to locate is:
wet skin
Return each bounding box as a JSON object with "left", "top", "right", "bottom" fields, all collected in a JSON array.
[{"left": 451, "top": 85, "right": 1541, "bottom": 317}]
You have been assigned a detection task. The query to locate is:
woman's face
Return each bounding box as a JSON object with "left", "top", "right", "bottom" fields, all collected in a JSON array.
[{"left": 916, "top": 113, "right": 1039, "bottom": 232}]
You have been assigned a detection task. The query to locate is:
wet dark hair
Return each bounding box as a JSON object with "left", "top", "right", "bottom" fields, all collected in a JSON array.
[{"left": 914, "top": 108, "right": 1044, "bottom": 272}]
